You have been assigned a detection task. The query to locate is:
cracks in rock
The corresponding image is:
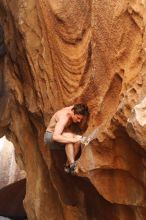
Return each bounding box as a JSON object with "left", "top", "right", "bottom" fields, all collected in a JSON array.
[{"left": 127, "top": 5, "right": 144, "bottom": 32}]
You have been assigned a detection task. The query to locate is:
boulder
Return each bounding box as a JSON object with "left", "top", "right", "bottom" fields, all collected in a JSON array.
[{"left": 0, "top": 1, "right": 146, "bottom": 219}]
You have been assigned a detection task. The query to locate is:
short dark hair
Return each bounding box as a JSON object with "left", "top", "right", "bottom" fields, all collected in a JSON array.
[{"left": 72, "top": 103, "right": 89, "bottom": 116}]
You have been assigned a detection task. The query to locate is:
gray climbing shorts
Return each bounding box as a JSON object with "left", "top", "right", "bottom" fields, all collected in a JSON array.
[{"left": 44, "top": 131, "right": 65, "bottom": 150}]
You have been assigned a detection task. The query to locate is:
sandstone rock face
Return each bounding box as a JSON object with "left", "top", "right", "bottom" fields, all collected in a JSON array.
[
  {"left": 0, "top": 136, "right": 25, "bottom": 189},
  {"left": 0, "top": 1, "right": 146, "bottom": 220}
]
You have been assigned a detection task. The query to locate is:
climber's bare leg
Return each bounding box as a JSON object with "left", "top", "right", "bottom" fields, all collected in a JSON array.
[
  {"left": 74, "top": 141, "right": 81, "bottom": 159},
  {"left": 62, "top": 132, "right": 75, "bottom": 166},
  {"left": 65, "top": 143, "right": 75, "bottom": 165}
]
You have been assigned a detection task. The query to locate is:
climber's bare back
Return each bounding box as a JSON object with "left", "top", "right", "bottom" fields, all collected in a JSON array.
[{"left": 46, "top": 106, "right": 74, "bottom": 134}]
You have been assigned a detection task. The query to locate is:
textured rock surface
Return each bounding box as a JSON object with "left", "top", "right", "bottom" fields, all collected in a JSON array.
[{"left": 0, "top": 0, "right": 146, "bottom": 219}]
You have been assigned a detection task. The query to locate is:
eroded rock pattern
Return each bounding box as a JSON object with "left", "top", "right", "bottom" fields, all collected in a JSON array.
[{"left": 0, "top": 0, "right": 146, "bottom": 219}]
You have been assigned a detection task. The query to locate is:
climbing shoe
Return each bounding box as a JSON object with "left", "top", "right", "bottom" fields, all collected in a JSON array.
[
  {"left": 64, "top": 165, "right": 70, "bottom": 174},
  {"left": 69, "top": 162, "right": 76, "bottom": 175},
  {"left": 64, "top": 162, "right": 76, "bottom": 175}
]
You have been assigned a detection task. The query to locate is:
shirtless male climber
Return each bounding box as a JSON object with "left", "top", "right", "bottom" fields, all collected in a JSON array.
[{"left": 44, "top": 103, "right": 89, "bottom": 174}]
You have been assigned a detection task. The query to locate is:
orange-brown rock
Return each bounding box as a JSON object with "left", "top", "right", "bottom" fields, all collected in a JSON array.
[{"left": 0, "top": 1, "right": 146, "bottom": 219}]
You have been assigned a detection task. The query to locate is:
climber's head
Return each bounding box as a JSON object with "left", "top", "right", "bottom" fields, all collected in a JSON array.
[{"left": 71, "top": 103, "right": 89, "bottom": 123}]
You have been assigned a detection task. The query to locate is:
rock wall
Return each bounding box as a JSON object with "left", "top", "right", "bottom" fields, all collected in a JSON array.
[{"left": 0, "top": 0, "right": 146, "bottom": 219}]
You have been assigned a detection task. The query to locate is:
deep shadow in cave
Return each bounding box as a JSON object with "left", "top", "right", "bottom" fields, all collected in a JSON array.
[{"left": 0, "top": 179, "right": 27, "bottom": 220}]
